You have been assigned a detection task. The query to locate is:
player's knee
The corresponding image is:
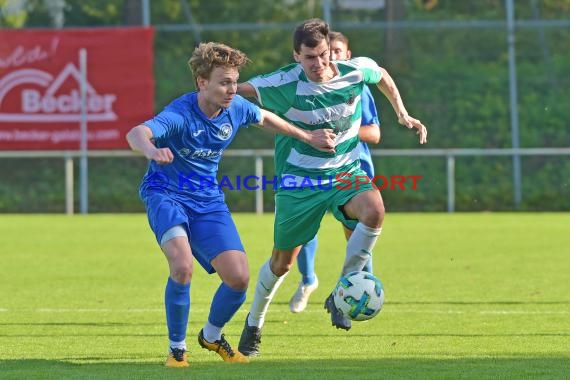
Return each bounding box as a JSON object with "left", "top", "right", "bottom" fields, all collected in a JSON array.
[
  {"left": 270, "top": 248, "right": 295, "bottom": 276},
  {"left": 270, "top": 259, "right": 291, "bottom": 277},
  {"left": 171, "top": 261, "right": 193, "bottom": 283},
  {"left": 360, "top": 202, "right": 385, "bottom": 228},
  {"left": 224, "top": 272, "right": 249, "bottom": 290},
  {"left": 276, "top": 262, "right": 293, "bottom": 276}
]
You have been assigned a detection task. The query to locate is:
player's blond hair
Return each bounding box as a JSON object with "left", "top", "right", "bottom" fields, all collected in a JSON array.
[{"left": 188, "top": 42, "right": 249, "bottom": 81}]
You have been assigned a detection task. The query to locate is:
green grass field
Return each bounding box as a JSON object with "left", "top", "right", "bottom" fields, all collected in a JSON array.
[{"left": 1, "top": 213, "right": 569, "bottom": 379}]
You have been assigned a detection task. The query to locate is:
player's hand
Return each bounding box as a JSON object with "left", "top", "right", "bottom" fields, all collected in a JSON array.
[
  {"left": 145, "top": 147, "right": 174, "bottom": 164},
  {"left": 308, "top": 128, "right": 336, "bottom": 153},
  {"left": 398, "top": 114, "right": 427, "bottom": 144}
]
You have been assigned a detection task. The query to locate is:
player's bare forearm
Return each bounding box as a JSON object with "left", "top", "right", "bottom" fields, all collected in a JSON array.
[
  {"left": 376, "top": 68, "right": 428, "bottom": 144},
  {"left": 359, "top": 124, "right": 381, "bottom": 144},
  {"left": 126, "top": 125, "right": 174, "bottom": 164},
  {"left": 126, "top": 125, "right": 153, "bottom": 156},
  {"left": 376, "top": 68, "right": 408, "bottom": 121},
  {"left": 237, "top": 82, "right": 258, "bottom": 99},
  {"left": 257, "top": 110, "right": 336, "bottom": 153}
]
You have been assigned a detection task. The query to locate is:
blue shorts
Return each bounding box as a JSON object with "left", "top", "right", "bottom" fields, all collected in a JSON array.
[{"left": 142, "top": 192, "right": 244, "bottom": 274}]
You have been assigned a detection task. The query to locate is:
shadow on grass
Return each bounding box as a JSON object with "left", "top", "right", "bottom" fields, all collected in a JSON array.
[{"left": 1, "top": 357, "right": 568, "bottom": 380}]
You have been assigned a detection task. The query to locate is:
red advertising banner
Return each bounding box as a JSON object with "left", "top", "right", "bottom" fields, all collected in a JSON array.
[{"left": 0, "top": 27, "right": 154, "bottom": 150}]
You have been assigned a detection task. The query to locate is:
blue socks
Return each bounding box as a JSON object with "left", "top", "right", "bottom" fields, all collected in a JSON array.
[
  {"left": 165, "top": 277, "right": 190, "bottom": 343},
  {"left": 297, "top": 236, "right": 318, "bottom": 285},
  {"left": 208, "top": 282, "right": 247, "bottom": 328},
  {"left": 165, "top": 277, "right": 246, "bottom": 345}
]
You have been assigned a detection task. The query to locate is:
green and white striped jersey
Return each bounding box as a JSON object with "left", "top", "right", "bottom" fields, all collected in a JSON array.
[{"left": 248, "top": 57, "right": 382, "bottom": 186}]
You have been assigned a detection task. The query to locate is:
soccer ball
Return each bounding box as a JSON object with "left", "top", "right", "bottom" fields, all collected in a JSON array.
[{"left": 333, "top": 271, "right": 384, "bottom": 321}]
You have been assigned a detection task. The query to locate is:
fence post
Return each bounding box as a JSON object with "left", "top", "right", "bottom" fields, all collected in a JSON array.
[
  {"left": 446, "top": 154, "right": 455, "bottom": 213},
  {"left": 141, "top": 0, "right": 150, "bottom": 26},
  {"left": 255, "top": 155, "right": 263, "bottom": 215},
  {"left": 79, "top": 49, "right": 88, "bottom": 214},
  {"left": 65, "top": 153, "right": 74, "bottom": 215},
  {"left": 506, "top": 0, "right": 522, "bottom": 208}
]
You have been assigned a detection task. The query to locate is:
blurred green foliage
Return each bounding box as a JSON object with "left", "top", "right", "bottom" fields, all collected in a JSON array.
[{"left": 1, "top": 0, "right": 569, "bottom": 212}]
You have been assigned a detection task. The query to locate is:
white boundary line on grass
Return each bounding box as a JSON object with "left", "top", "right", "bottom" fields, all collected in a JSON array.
[
  {"left": 387, "top": 309, "right": 570, "bottom": 315},
  {"left": 480, "top": 310, "right": 569, "bottom": 315},
  {"left": 36, "top": 308, "right": 164, "bottom": 313}
]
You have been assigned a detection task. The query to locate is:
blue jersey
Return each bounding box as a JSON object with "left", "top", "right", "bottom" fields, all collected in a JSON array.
[
  {"left": 139, "top": 92, "right": 261, "bottom": 210},
  {"left": 359, "top": 85, "right": 380, "bottom": 178}
]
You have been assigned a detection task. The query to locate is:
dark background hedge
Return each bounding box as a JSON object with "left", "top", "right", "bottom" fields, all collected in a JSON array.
[{"left": 1, "top": 0, "right": 568, "bottom": 212}]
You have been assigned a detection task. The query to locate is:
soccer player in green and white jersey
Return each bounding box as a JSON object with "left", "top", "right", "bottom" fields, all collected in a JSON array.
[
  {"left": 289, "top": 30, "right": 382, "bottom": 316},
  {"left": 237, "top": 18, "right": 427, "bottom": 356}
]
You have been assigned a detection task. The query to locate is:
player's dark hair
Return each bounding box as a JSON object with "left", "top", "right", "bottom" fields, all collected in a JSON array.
[
  {"left": 293, "top": 18, "right": 330, "bottom": 53},
  {"left": 329, "top": 31, "right": 349, "bottom": 46}
]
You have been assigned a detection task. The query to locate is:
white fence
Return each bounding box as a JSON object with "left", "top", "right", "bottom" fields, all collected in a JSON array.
[{"left": 2, "top": 147, "right": 570, "bottom": 214}]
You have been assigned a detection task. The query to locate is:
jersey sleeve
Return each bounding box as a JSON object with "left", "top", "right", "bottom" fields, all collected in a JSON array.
[
  {"left": 349, "top": 57, "right": 383, "bottom": 85},
  {"left": 143, "top": 109, "right": 185, "bottom": 138},
  {"left": 231, "top": 95, "right": 262, "bottom": 127},
  {"left": 247, "top": 64, "right": 298, "bottom": 115}
]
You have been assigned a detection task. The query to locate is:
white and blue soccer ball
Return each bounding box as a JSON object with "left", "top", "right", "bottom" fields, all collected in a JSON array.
[{"left": 333, "top": 271, "right": 385, "bottom": 321}]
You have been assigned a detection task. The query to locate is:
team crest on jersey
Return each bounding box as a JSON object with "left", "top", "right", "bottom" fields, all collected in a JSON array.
[
  {"left": 218, "top": 123, "right": 232, "bottom": 140},
  {"left": 346, "top": 90, "right": 356, "bottom": 105}
]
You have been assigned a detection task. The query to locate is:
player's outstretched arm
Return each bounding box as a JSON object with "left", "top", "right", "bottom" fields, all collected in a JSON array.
[
  {"left": 359, "top": 124, "right": 381, "bottom": 144},
  {"left": 256, "top": 109, "right": 336, "bottom": 153},
  {"left": 237, "top": 82, "right": 258, "bottom": 99},
  {"left": 376, "top": 67, "right": 427, "bottom": 144},
  {"left": 126, "top": 125, "right": 174, "bottom": 164}
]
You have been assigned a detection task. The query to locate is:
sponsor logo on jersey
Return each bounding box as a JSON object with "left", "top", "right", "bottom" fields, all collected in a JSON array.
[
  {"left": 178, "top": 148, "right": 223, "bottom": 158},
  {"left": 217, "top": 123, "right": 232, "bottom": 140}
]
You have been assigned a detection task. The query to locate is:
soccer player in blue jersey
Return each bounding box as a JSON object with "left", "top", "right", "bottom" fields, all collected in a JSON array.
[
  {"left": 237, "top": 19, "right": 427, "bottom": 356},
  {"left": 126, "top": 42, "right": 335, "bottom": 367},
  {"left": 289, "top": 31, "right": 380, "bottom": 314}
]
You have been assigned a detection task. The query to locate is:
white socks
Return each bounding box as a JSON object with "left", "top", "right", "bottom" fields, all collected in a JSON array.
[
  {"left": 169, "top": 340, "right": 186, "bottom": 351},
  {"left": 245, "top": 223, "right": 380, "bottom": 331},
  {"left": 202, "top": 321, "right": 222, "bottom": 343},
  {"left": 247, "top": 260, "right": 287, "bottom": 329},
  {"left": 342, "top": 223, "right": 382, "bottom": 275}
]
